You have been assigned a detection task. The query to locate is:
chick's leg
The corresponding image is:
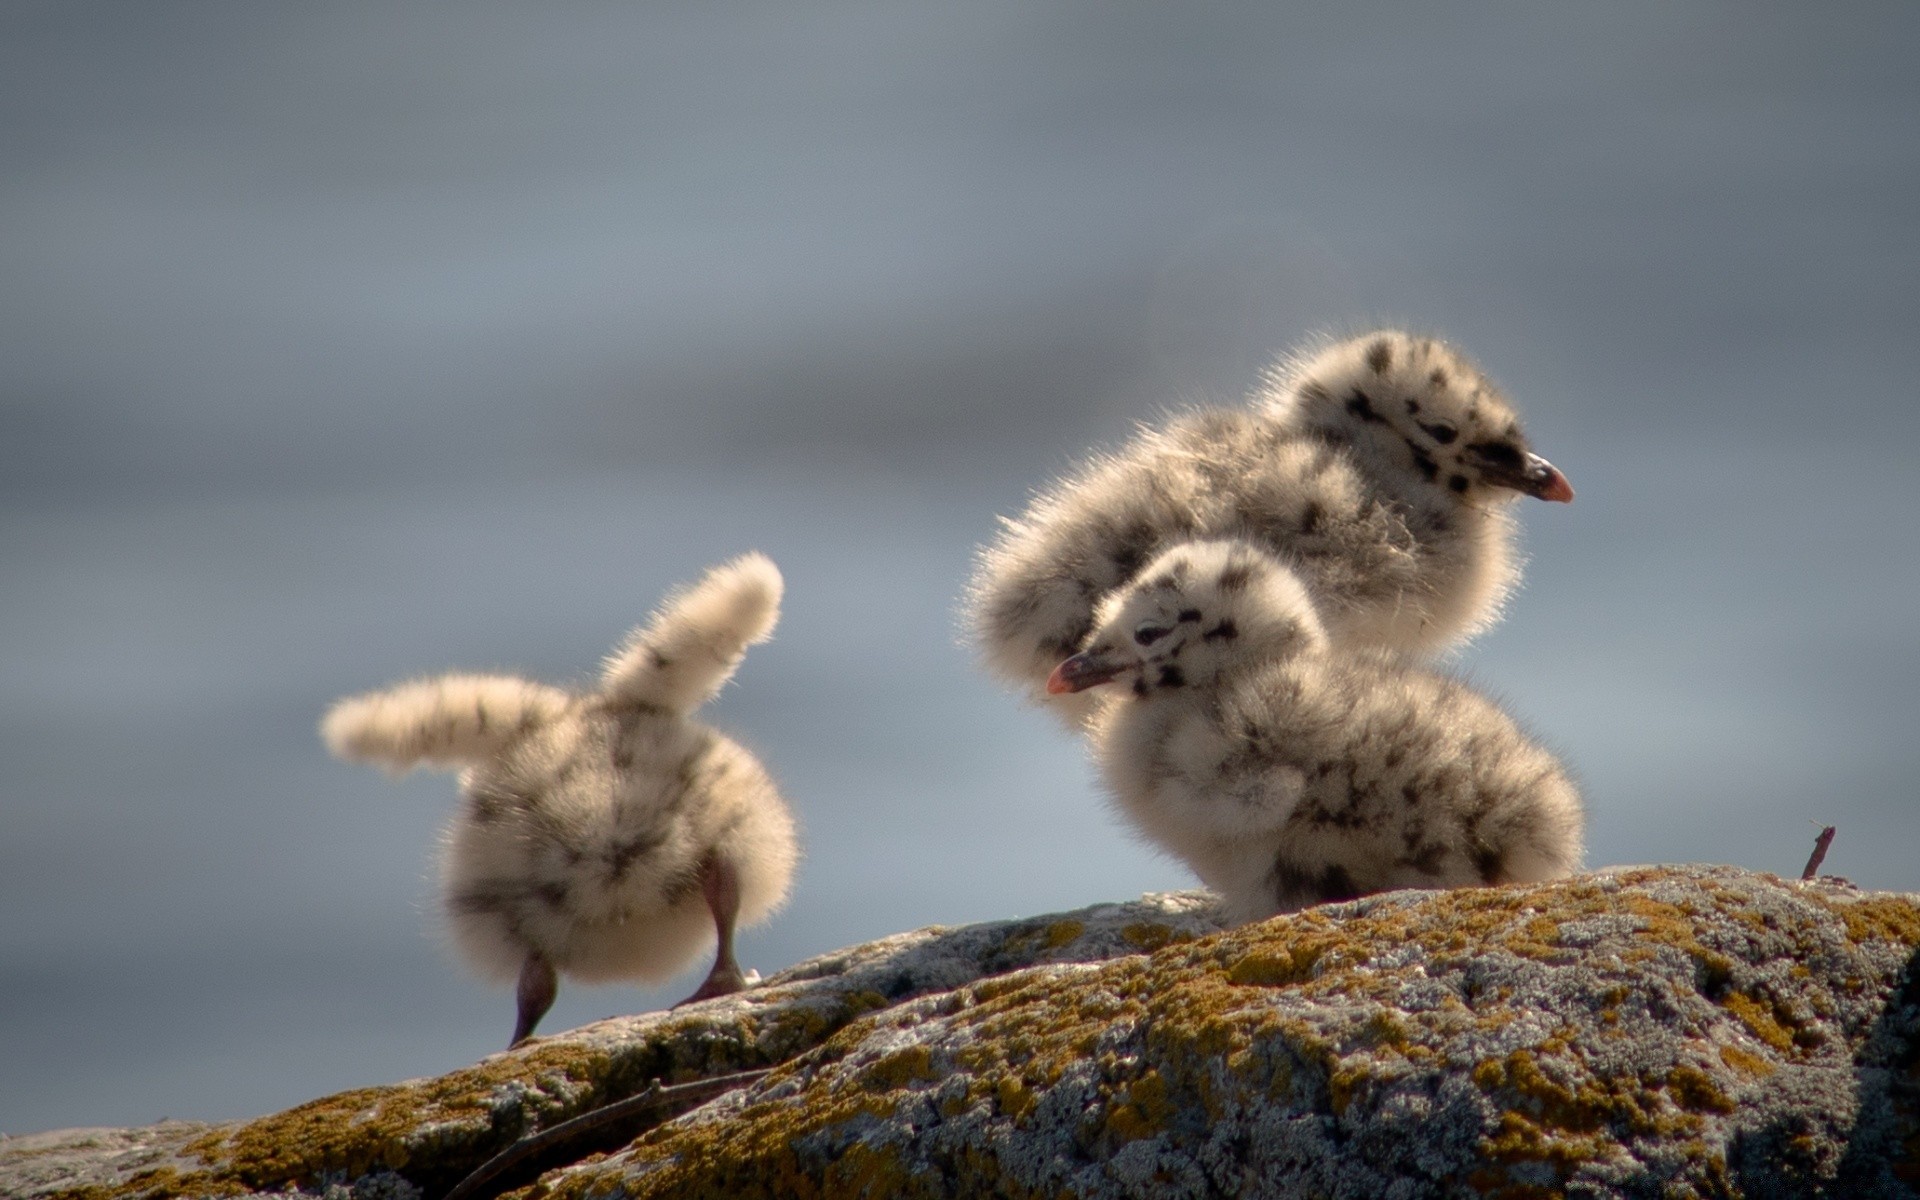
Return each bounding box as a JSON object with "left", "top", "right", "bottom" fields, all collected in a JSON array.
[
  {"left": 510, "top": 951, "right": 557, "bottom": 1048},
  {"left": 674, "top": 853, "right": 749, "bottom": 1005}
]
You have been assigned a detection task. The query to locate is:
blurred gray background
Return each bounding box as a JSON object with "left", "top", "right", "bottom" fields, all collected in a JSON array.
[{"left": 4, "top": 1, "right": 1917, "bottom": 1135}]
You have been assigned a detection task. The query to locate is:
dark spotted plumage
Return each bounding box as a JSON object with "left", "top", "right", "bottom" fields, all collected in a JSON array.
[
  {"left": 1063, "top": 540, "right": 1584, "bottom": 925},
  {"left": 1274, "top": 860, "right": 1364, "bottom": 909},
  {"left": 968, "top": 331, "right": 1571, "bottom": 727},
  {"left": 322, "top": 553, "right": 798, "bottom": 1045}
]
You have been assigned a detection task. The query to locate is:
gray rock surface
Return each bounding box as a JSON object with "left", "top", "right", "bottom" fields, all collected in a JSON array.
[
  {"left": 0, "top": 892, "right": 1222, "bottom": 1199},
  {"left": 6, "top": 867, "right": 1919, "bottom": 1199}
]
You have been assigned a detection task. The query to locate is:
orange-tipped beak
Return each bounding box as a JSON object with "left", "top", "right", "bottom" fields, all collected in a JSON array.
[
  {"left": 1046, "top": 651, "right": 1126, "bottom": 695},
  {"left": 1528, "top": 455, "right": 1574, "bottom": 503},
  {"left": 1521, "top": 453, "right": 1574, "bottom": 503}
]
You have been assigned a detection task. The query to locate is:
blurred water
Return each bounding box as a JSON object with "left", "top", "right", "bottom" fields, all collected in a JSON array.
[{"left": 3, "top": 0, "right": 1919, "bottom": 1136}]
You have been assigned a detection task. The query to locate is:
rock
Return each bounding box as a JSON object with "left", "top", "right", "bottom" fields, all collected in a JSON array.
[
  {"left": 7, "top": 866, "right": 1920, "bottom": 1199},
  {"left": 0, "top": 892, "right": 1222, "bottom": 1200}
]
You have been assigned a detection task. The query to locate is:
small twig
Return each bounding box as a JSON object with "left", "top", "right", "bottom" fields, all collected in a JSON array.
[
  {"left": 1801, "top": 825, "right": 1836, "bottom": 881},
  {"left": 440, "top": 1067, "right": 770, "bottom": 1200}
]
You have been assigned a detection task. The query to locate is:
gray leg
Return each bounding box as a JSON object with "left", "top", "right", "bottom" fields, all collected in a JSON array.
[
  {"left": 511, "top": 951, "right": 557, "bottom": 1048},
  {"left": 673, "top": 853, "right": 749, "bottom": 1007}
]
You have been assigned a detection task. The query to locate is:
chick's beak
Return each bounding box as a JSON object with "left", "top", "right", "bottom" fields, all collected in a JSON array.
[
  {"left": 1482, "top": 451, "right": 1573, "bottom": 502},
  {"left": 1046, "top": 650, "right": 1128, "bottom": 695},
  {"left": 1523, "top": 454, "right": 1575, "bottom": 503}
]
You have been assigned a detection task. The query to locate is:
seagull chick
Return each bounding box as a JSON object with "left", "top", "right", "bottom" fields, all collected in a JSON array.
[
  {"left": 969, "top": 330, "right": 1573, "bottom": 723},
  {"left": 322, "top": 552, "right": 798, "bottom": 1047},
  {"left": 1052, "top": 539, "right": 1583, "bottom": 924}
]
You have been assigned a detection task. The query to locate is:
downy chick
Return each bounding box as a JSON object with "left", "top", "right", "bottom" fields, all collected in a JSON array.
[
  {"left": 1052, "top": 539, "right": 1582, "bottom": 924},
  {"left": 322, "top": 552, "right": 798, "bottom": 1046},
  {"left": 970, "top": 330, "right": 1573, "bottom": 724}
]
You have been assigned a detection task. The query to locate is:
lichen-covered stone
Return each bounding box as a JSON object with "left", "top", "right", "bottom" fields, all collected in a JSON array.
[
  {"left": 531, "top": 866, "right": 1920, "bottom": 1200},
  {"left": 8, "top": 868, "right": 1920, "bottom": 1199},
  {"left": 0, "top": 893, "right": 1222, "bottom": 1200}
]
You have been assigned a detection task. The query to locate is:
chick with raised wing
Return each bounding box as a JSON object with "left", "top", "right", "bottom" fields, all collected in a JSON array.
[{"left": 323, "top": 553, "right": 798, "bottom": 1046}]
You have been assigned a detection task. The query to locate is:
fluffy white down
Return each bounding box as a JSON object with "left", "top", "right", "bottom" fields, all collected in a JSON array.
[
  {"left": 442, "top": 720, "right": 797, "bottom": 984},
  {"left": 1079, "top": 540, "right": 1583, "bottom": 924},
  {"left": 318, "top": 675, "right": 571, "bottom": 773},
  {"left": 600, "top": 550, "right": 784, "bottom": 716},
  {"left": 322, "top": 552, "right": 798, "bottom": 988},
  {"left": 967, "top": 330, "right": 1564, "bottom": 725}
]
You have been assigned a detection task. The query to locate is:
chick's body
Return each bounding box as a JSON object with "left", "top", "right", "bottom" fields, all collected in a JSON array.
[
  {"left": 1061, "top": 540, "right": 1582, "bottom": 924},
  {"left": 444, "top": 693, "right": 793, "bottom": 987},
  {"left": 1095, "top": 641, "right": 1582, "bottom": 924},
  {"left": 323, "top": 552, "right": 796, "bottom": 1045}
]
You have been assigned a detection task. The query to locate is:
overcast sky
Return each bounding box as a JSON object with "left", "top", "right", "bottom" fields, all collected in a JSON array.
[{"left": 3, "top": 1, "right": 1918, "bottom": 1135}]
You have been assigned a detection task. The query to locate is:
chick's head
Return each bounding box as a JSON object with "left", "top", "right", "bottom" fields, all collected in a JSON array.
[
  {"left": 1280, "top": 331, "right": 1573, "bottom": 505},
  {"left": 1049, "top": 540, "right": 1328, "bottom": 698}
]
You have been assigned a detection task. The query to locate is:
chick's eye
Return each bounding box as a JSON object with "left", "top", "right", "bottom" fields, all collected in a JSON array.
[{"left": 1134, "top": 623, "right": 1172, "bottom": 647}]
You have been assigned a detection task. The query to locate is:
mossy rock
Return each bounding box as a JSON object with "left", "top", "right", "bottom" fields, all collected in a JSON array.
[
  {"left": 0, "top": 893, "right": 1222, "bottom": 1200},
  {"left": 8, "top": 868, "right": 1920, "bottom": 1199},
  {"left": 533, "top": 866, "right": 1920, "bottom": 1199}
]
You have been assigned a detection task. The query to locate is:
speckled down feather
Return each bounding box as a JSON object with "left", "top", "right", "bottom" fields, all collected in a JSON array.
[
  {"left": 320, "top": 553, "right": 797, "bottom": 1001},
  {"left": 967, "top": 330, "right": 1571, "bottom": 723},
  {"left": 1066, "top": 539, "right": 1582, "bottom": 923}
]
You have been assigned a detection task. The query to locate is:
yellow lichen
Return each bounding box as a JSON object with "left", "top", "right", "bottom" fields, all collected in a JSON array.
[
  {"left": 1480, "top": 1108, "right": 1611, "bottom": 1169},
  {"left": 1829, "top": 895, "right": 1920, "bottom": 946},
  {"left": 1666, "top": 1065, "right": 1735, "bottom": 1114},
  {"left": 826, "top": 1142, "right": 923, "bottom": 1199},
  {"left": 1122, "top": 922, "right": 1183, "bottom": 950},
  {"left": 995, "top": 1077, "right": 1036, "bottom": 1121},
  {"left": 183, "top": 1038, "right": 624, "bottom": 1191},
  {"left": 1717, "top": 1043, "right": 1775, "bottom": 1078},
  {"left": 1327, "top": 1064, "right": 1370, "bottom": 1116},
  {"left": 1721, "top": 991, "right": 1796, "bottom": 1054},
  {"left": 1104, "top": 1070, "right": 1173, "bottom": 1141},
  {"left": 1361, "top": 1011, "right": 1413, "bottom": 1053},
  {"left": 1225, "top": 945, "right": 1318, "bottom": 987},
  {"left": 861, "top": 1046, "right": 937, "bottom": 1090}
]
